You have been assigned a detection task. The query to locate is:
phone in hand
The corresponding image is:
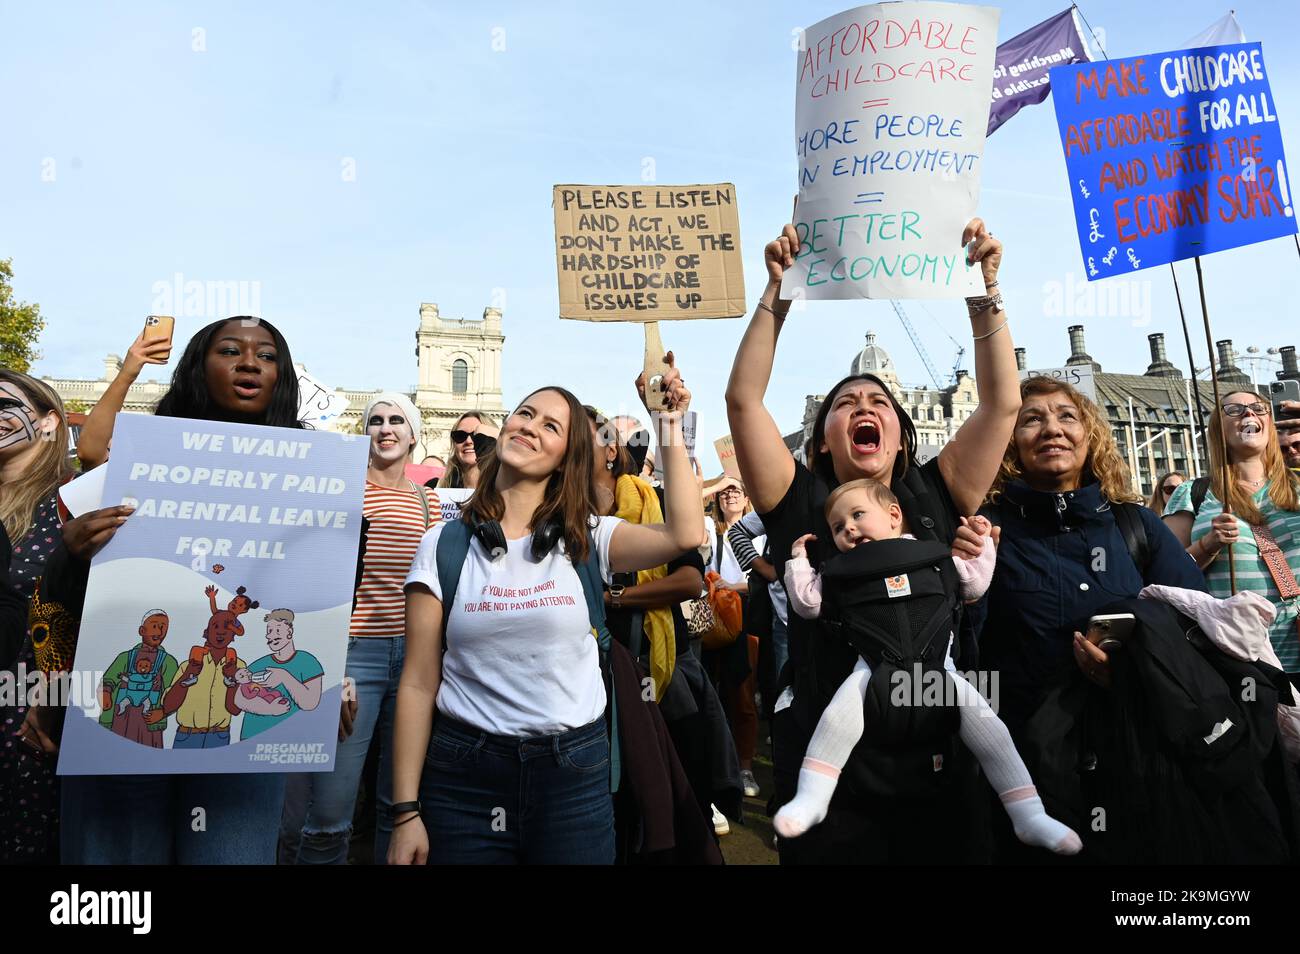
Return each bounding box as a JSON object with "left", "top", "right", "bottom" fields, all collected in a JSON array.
[
  {"left": 1269, "top": 379, "right": 1300, "bottom": 420},
  {"left": 143, "top": 315, "right": 175, "bottom": 359},
  {"left": 1086, "top": 613, "right": 1136, "bottom": 652}
]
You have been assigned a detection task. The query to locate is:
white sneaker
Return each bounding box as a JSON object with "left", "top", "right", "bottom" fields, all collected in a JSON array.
[
  {"left": 711, "top": 803, "right": 730, "bottom": 837},
  {"left": 741, "top": 769, "right": 760, "bottom": 798}
]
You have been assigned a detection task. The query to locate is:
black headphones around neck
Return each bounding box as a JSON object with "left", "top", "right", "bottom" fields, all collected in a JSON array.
[{"left": 468, "top": 511, "right": 566, "bottom": 561}]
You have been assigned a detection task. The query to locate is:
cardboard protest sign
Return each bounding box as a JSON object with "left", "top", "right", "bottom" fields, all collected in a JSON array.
[
  {"left": 553, "top": 184, "right": 746, "bottom": 320},
  {"left": 1019, "top": 364, "right": 1097, "bottom": 402},
  {"left": 1050, "top": 43, "right": 1297, "bottom": 279},
  {"left": 59, "top": 415, "right": 367, "bottom": 775},
  {"left": 715, "top": 434, "right": 740, "bottom": 478},
  {"left": 782, "top": 2, "right": 1001, "bottom": 301},
  {"left": 296, "top": 367, "right": 350, "bottom": 429}
]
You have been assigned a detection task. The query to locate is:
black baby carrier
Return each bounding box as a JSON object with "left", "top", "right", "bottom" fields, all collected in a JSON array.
[{"left": 816, "top": 537, "right": 965, "bottom": 795}]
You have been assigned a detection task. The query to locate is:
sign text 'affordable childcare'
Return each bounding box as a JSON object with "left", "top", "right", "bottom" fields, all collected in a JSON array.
[
  {"left": 58, "top": 414, "right": 367, "bottom": 776},
  {"left": 553, "top": 184, "right": 746, "bottom": 321},
  {"left": 1051, "top": 42, "right": 1297, "bottom": 278},
  {"left": 782, "top": 2, "right": 1000, "bottom": 301}
]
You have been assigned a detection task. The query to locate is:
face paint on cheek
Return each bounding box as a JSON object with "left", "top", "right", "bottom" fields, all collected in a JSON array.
[{"left": 0, "top": 409, "right": 39, "bottom": 451}]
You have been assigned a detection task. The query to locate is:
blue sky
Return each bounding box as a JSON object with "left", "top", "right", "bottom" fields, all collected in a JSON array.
[{"left": 3, "top": 0, "right": 1298, "bottom": 474}]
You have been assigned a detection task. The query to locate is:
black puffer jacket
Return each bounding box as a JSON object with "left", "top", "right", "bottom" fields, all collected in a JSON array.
[{"left": 1019, "top": 597, "right": 1300, "bottom": 864}]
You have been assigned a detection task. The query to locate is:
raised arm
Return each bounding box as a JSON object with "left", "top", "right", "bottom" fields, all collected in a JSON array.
[
  {"left": 77, "top": 332, "right": 171, "bottom": 469},
  {"left": 610, "top": 355, "right": 706, "bottom": 573},
  {"left": 937, "top": 219, "right": 1021, "bottom": 515},
  {"left": 724, "top": 226, "right": 799, "bottom": 514}
]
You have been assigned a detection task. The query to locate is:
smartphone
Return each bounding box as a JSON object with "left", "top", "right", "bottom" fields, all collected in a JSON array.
[
  {"left": 143, "top": 315, "right": 175, "bottom": 359},
  {"left": 1086, "top": 613, "right": 1136, "bottom": 652},
  {"left": 1269, "top": 379, "right": 1300, "bottom": 420}
]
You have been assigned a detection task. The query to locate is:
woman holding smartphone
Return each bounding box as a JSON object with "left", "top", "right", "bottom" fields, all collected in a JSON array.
[
  {"left": 77, "top": 321, "right": 174, "bottom": 470},
  {"left": 28, "top": 317, "right": 307, "bottom": 864}
]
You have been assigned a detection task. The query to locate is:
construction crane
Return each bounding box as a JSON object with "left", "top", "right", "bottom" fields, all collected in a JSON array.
[{"left": 889, "top": 300, "right": 965, "bottom": 389}]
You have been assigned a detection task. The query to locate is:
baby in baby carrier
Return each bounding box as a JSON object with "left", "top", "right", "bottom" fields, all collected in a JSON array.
[
  {"left": 774, "top": 478, "right": 1081, "bottom": 855},
  {"left": 117, "top": 646, "right": 165, "bottom": 717}
]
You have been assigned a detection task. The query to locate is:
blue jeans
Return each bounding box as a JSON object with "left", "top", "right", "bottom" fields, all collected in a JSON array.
[
  {"left": 420, "top": 715, "right": 614, "bottom": 865},
  {"left": 60, "top": 773, "right": 285, "bottom": 864},
  {"left": 173, "top": 728, "right": 231, "bottom": 749},
  {"left": 280, "top": 636, "right": 404, "bottom": 864}
]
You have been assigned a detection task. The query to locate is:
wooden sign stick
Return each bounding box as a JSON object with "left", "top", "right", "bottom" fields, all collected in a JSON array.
[
  {"left": 643, "top": 321, "right": 671, "bottom": 412},
  {"left": 1194, "top": 254, "right": 1236, "bottom": 593}
]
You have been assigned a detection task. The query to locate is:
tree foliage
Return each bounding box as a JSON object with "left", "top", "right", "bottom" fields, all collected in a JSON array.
[{"left": 0, "top": 259, "right": 45, "bottom": 373}]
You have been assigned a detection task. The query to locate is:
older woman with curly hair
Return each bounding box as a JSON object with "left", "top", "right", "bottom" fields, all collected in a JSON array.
[{"left": 978, "top": 376, "right": 1204, "bottom": 733}]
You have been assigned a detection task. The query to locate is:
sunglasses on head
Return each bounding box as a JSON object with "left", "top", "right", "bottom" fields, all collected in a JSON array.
[
  {"left": 1221, "top": 402, "right": 1271, "bottom": 418},
  {"left": 451, "top": 429, "right": 474, "bottom": 444}
]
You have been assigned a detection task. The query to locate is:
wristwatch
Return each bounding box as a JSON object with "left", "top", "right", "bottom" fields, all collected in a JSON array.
[{"left": 609, "top": 584, "right": 625, "bottom": 608}]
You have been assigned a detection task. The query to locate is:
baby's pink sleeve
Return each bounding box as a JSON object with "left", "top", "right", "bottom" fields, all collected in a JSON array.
[
  {"left": 952, "top": 536, "right": 997, "bottom": 601},
  {"left": 784, "top": 556, "right": 823, "bottom": 619}
]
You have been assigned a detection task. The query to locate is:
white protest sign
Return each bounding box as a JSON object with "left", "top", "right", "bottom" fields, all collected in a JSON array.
[
  {"left": 59, "top": 464, "right": 108, "bottom": 518},
  {"left": 1019, "top": 364, "right": 1097, "bottom": 402},
  {"left": 654, "top": 411, "right": 697, "bottom": 481},
  {"left": 296, "top": 367, "right": 350, "bottom": 429},
  {"left": 782, "top": 3, "right": 1000, "bottom": 301},
  {"left": 437, "top": 487, "right": 473, "bottom": 524}
]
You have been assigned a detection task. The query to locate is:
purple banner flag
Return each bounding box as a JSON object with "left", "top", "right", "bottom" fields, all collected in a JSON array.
[{"left": 988, "top": 8, "right": 1092, "bottom": 135}]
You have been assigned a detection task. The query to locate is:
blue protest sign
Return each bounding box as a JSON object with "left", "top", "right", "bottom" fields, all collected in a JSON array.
[
  {"left": 1050, "top": 43, "right": 1296, "bottom": 279},
  {"left": 58, "top": 414, "right": 368, "bottom": 775}
]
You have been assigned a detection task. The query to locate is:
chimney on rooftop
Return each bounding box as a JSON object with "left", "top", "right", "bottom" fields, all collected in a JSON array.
[
  {"left": 1144, "top": 332, "right": 1178, "bottom": 377},
  {"left": 1066, "top": 325, "right": 1100, "bottom": 371}
]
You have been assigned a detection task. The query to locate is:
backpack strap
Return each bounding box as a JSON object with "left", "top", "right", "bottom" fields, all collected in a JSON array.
[
  {"left": 571, "top": 531, "right": 622, "bottom": 794},
  {"left": 1112, "top": 502, "right": 1151, "bottom": 578},
  {"left": 1191, "top": 476, "right": 1211, "bottom": 515},
  {"left": 435, "top": 519, "right": 473, "bottom": 641},
  {"left": 413, "top": 480, "right": 432, "bottom": 530}
]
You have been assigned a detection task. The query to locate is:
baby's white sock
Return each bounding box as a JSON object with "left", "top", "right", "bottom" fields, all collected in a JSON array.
[
  {"left": 773, "top": 760, "right": 840, "bottom": 838},
  {"left": 773, "top": 660, "right": 873, "bottom": 839},
  {"left": 948, "top": 671, "right": 1082, "bottom": 855},
  {"left": 1002, "top": 788, "right": 1083, "bottom": 855}
]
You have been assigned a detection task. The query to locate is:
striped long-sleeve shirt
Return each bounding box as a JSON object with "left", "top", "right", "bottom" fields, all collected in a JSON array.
[{"left": 729, "top": 511, "right": 787, "bottom": 622}]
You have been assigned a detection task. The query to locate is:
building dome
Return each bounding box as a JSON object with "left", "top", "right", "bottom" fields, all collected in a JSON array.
[{"left": 849, "top": 331, "right": 899, "bottom": 386}]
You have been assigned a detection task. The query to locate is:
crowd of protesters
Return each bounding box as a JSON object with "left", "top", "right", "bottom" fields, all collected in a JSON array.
[{"left": 3, "top": 216, "right": 1300, "bottom": 865}]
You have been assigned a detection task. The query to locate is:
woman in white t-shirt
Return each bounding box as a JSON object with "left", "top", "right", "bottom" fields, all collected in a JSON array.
[{"left": 389, "top": 359, "right": 702, "bottom": 864}]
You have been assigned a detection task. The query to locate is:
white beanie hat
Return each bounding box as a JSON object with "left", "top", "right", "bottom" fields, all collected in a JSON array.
[{"left": 363, "top": 393, "right": 423, "bottom": 448}]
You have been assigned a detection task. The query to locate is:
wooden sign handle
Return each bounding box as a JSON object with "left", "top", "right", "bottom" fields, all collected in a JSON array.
[{"left": 643, "top": 322, "right": 671, "bottom": 412}]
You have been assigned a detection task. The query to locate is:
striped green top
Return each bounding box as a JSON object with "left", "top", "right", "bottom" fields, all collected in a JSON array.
[{"left": 1165, "top": 479, "right": 1300, "bottom": 671}]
